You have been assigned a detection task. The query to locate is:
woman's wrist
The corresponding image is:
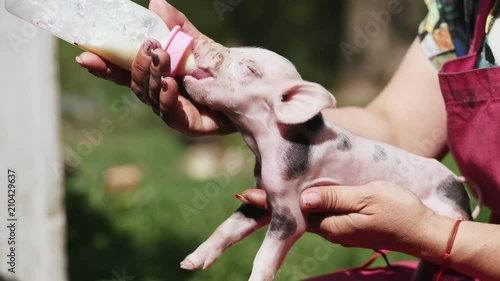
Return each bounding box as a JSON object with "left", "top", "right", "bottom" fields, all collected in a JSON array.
[
  {"left": 404, "top": 215, "right": 499, "bottom": 280},
  {"left": 399, "top": 211, "right": 457, "bottom": 264}
]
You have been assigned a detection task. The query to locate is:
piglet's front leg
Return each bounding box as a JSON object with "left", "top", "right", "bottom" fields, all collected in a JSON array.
[
  {"left": 180, "top": 204, "right": 270, "bottom": 270},
  {"left": 249, "top": 195, "right": 307, "bottom": 281}
]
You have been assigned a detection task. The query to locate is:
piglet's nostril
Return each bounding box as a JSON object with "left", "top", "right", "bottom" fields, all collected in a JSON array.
[
  {"left": 212, "top": 53, "right": 224, "bottom": 69},
  {"left": 281, "top": 94, "right": 290, "bottom": 102}
]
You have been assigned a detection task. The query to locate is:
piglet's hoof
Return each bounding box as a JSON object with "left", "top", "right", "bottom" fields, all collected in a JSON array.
[
  {"left": 179, "top": 258, "right": 198, "bottom": 270},
  {"left": 180, "top": 251, "right": 219, "bottom": 271}
]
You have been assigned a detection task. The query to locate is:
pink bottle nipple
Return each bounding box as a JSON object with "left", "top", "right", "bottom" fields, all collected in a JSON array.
[{"left": 164, "top": 25, "right": 194, "bottom": 77}]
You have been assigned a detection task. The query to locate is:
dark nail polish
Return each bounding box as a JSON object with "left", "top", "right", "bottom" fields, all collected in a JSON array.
[
  {"left": 161, "top": 77, "right": 168, "bottom": 91},
  {"left": 88, "top": 69, "right": 102, "bottom": 78},
  {"left": 151, "top": 51, "right": 159, "bottom": 67},
  {"left": 142, "top": 39, "right": 153, "bottom": 56}
]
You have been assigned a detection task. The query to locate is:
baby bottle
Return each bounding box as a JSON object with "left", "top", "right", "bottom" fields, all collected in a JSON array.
[{"left": 5, "top": 0, "right": 197, "bottom": 76}]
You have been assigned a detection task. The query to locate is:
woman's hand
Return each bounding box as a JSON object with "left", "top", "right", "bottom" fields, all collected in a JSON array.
[
  {"left": 240, "top": 181, "right": 434, "bottom": 252},
  {"left": 76, "top": 0, "right": 235, "bottom": 136}
]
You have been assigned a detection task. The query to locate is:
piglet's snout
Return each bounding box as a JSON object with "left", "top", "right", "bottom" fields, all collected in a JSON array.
[{"left": 193, "top": 42, "right": 228, "bottom": 75}]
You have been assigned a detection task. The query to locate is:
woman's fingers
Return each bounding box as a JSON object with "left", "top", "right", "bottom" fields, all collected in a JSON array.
[
  {"left": 76, "top": 52, "right": 131, "bottom": 86},
  {"left": 148, "top": 0, "right": 205, "bottom": 41},
  {"left": 236, "top": 185, "right": 374, "bottom": 214},
  {"left": 149, "top": 48, "right": 171, "bottom": 114},
  {"left": 240, "top": 189, "right": 268, "bottom": 210},
  {"left": 237, "top": 185, "right": 372, "bottom": 214},
  {"left": 234, "top": 182, "right": 433, "bottom": 251},
  {"left": 301, "top": 185, "right": 371, "bottom": 213},
  {"left": 76, "top": 52, "right": 107, "bottom": 72},
  {"left": 159, "top": 95, "right": 231, "bottom": 136},
  {"left": 131, "top": 39, "right": 161, "bottom": 105},
  {"left": 75, "top": 1, "right": 235, "bottom": 136},
  {"left": 158, "top": 76, "right": 179, "bottom": 112},
  {"left": 75, "top": 0, "right": 208, "bottom": 88}
]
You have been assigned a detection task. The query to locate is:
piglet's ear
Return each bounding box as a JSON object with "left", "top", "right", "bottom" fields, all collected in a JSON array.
[{"left": 274, "top": 82, "right": 336, "bottom": 124}]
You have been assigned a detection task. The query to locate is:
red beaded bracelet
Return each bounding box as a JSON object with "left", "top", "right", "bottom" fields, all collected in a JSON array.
[{"left": 436, "top": 216, "right": 465, "bottom": 281}]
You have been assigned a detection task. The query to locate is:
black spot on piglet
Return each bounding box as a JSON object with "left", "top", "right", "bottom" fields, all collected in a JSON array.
[
  {"left": 437, "top": 175, "right": 472, "bottom": 220},
  {"left": 281, "top": 113, "right": 325, "bottom": 180},
  {"left": 304, "top": 114, "right": 324, "bottom": 133},
  {"left": 336, "top": 133, "right": 352, "bottom": 151},
  {"left": 236, "top": 204, "right": 269, "bottom": 222},
  {"left": 283, "top": 138, "right": 310, "bottom": 180},
  {"left": 373, "top": 144, "right": 388, "bottom": 162},
  {"left": 281, "top": 115, "right": 325, "bottom": 180},
  {"left": 254, "top": 160, "right": 262, "bottom": 179},
  {"left": 269, "top": 206, "right": 297, "bottom": 240}
]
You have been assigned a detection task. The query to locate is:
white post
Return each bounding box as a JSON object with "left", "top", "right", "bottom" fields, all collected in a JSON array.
[{"left": 0, "top": 1, "right": 67, "bottom": 280}]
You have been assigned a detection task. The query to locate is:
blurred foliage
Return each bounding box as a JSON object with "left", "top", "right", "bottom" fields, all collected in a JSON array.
[
  {"left": 61, "top": 1, "right": 351, "bottom": 280},
  {"left": 59, "top": 1, "right": 490, "bottom": 281},
  {"left": 59, "top": 0, "right": 346, "bottom": 100},
  {"left": 58, "top": 0, "right": 347, "bottom": 129},
  {"left": 165, "top": 0, "right": 346, "bottom": 85},
  {"left": 64, "top": 128, "right": 419, "bottom": 281}
]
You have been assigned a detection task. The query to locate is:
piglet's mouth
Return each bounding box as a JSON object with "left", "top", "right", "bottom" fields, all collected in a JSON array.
[{"left": 187, "top": 68, "right": 213, "bottom": 80}]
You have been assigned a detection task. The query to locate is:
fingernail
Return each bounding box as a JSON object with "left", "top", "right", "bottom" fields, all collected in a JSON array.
[
  {"left": 301, "top": 193, "right": 321, "bottom": 210},
  {"left": 161, "top": 77, "right": 168, "bottom": 91},
  {"left": 88, "top": 69, "right": 103, "bottom": 79},
  {"left": 235, "top": 194, "right": 251, "bottom": 204},
  {"left": 151, "top": 51, "right": 159, "bottom": 67},
  {"left": 142, "top": 39, "right": 153, "bottom": 56},
  {"left": 75, "top": 56, "right": 82, "bottom": 64}
]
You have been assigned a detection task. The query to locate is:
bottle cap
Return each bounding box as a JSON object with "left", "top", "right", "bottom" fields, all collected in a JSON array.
[{"left": 164, "top": 25, "right": 194, "bottom": 77}]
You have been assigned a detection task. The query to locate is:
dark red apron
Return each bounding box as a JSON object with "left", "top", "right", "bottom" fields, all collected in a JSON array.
[
  {"left": 439, "top": 0, "right": 500, "bottom": 225},
  {"left": 305, "top": 1, "right": 500, "bottom": 280}
]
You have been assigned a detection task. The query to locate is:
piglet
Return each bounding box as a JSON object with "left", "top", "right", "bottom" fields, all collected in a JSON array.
[{"left": 179, "top": 40, "right": 472, "bottom": 281}]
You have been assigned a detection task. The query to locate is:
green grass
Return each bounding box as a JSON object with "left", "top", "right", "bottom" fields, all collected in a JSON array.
[
  {"left": 60, "top": 43, "right": 491, "bottom": 280},
  {"left": 64, "top": 128, "right": 491, "bottom": 281},
  {"left": 57, "top": 2, "right": 490, "bottom": 277},
  {"left": 64, "top": 124, "right": 420, "bottom": 281}
]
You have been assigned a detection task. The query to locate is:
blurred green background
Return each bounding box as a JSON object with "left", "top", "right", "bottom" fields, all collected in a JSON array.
[{"left": 60, "top": 1, "right": 491, "bottom": 281}]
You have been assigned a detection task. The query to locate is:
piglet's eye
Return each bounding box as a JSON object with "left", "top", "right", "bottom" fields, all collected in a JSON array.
[{"left": 246, "top": 65, "right": 258, "bottom": 75}]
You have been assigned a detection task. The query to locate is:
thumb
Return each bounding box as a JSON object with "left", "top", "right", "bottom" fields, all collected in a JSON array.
[
  {"left": 301, "top": 185, "right": 370, "bottom": 213},
  {"left": 148, "top": 0, "right": 204, "bottom": 41}
]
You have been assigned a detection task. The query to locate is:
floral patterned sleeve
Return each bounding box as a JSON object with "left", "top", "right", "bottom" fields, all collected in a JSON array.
[{"left": 418, "top": 0, "right": 480, "bottom": 69}]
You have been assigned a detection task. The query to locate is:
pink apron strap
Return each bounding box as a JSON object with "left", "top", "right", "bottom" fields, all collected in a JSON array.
[
  {"left": 441, "top": 0, "right": 496, "bottom": 73},
  {"left": 354, "top": 250, "right": 391, "bottom": 270},
  {"left": 469, "top": 0, "right": 496, "bottom": 55}
]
